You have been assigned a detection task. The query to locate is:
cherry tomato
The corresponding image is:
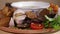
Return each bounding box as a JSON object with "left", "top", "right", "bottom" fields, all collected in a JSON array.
[{"left": 30, "top": 23, "right": 44, "bottom": 30}]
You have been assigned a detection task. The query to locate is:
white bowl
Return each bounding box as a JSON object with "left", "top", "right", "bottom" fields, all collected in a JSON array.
[{"left": 11, "top": 1, "right": 50, "bottom": 9}]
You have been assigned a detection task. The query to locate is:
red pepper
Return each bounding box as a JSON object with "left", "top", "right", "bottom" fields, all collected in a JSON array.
[{"left": 30, "top": 23, "right": 44, "bottom": 30}]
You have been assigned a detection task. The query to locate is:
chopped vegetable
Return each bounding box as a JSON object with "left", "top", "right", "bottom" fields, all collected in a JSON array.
[
  {"left": 53, "top": 5, "right": 59, "bottom": 12},
  {"left": 44, "top": 15, "right": 60, "bottom": 30},
  {"left": 45, "top": 15, "right": 54, "bottom": 21},
  {"left": 30, "top": 23, "right": 44, "bottom": 30},
  {"left": 52, "top": 15, "right": 60, "bottom": 30},
  {"left": 53, "top": 24, "right": 60, "bottom": 30},
  {"left": 49, "top": 3, "right": 59, "bottom": 14},
  {"left": 48, "top": 7, "right": 53, "bottom": 12},
  {"left": 43, "top": 20, "right": 49, "bottom": 28}
]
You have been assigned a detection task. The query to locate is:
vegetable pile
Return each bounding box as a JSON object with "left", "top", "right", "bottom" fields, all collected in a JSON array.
[
  {"left": 44, "top": 15, "right": 60, "bottom": 30},
  {"left": 12, "top": 3, "right": 60, "bottom": 31}
]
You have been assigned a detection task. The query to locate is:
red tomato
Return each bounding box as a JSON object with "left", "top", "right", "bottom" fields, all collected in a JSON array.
[{"left": 30, "top": 23, "right": 44, "bottom": 30}]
